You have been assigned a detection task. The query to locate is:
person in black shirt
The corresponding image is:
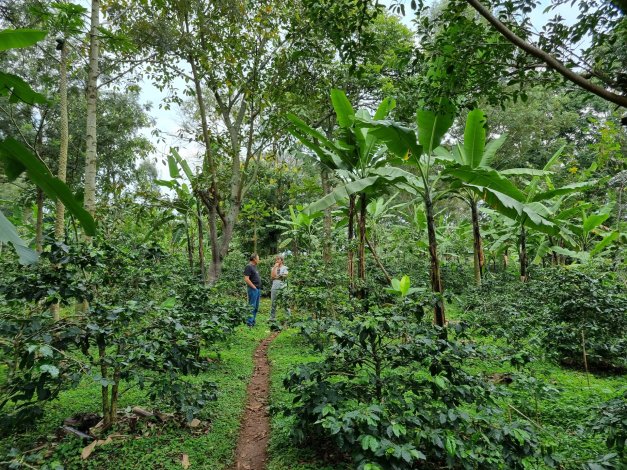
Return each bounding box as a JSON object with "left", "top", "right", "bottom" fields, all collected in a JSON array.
[{"left": 243, "top": 253, "right": 261, "bottom": 326}]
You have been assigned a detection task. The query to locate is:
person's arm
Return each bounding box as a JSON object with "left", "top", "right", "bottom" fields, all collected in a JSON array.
[
  {"left": 271, "top": 265, "right": 279, "bottom": 280},
  {"left": 244, "top": 275, "right": 257, "bottom": 289}
]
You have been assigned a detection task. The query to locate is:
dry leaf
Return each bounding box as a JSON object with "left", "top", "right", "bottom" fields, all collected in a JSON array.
[
  {"left": 189, "top": 418, "right": 201, "bottom": 428},
  {"left": 181, "top": 453, "right": 190, "bottom": 469},
  {"left": 81, "top": 440, "right": 97, "bottom": 460}
]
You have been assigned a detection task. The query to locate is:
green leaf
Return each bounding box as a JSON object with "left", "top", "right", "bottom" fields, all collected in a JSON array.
[
  {"left": 399, "top": 275, "right": 410, "bottom": 296},
  {"left": 444, "top": 165, "right": 527, "bottom": 201},
  {"left": 551, "top": 245, "right": 590, "bottom": 262},
  {"left": 40, "top": 364, "right": 59, "bottom": 378},
  {"left": 0, "top": 72, "right": 48, "bottom": 105},
  {"left": 582, "top": 212, "right": 610, "bottom": 233},
  {"left": 463, "top": 109, "right": 486, "bottom": 168},
  {"left": 360, "top": 119, "right": 422, "bottom": 162},
  {"left": 416, "top": 102, "right": 455, "bottom": 155},
  {"left": 482, "top": 134, "right": 507, "bottom": 167},
  {"left": 305, "top": 177, "right": 379, "bottom": 214},
  {"left": 0, "top": 138, "right": 96, "bottom": 236},
  {"left": 590, "top": 231, "right": 619, "bottom": 256},
  {"left": 500, "top": 168, "right": 552, "bottom": 176},
  {"left": 0, "top": 29, "right": 47, "bottom": 50},
  {"left": 391, "top": 278, "right": 401, "bottom": 292},
  {"left": 170, "top": 148, "right": 194, "bottom": 181},
  {"left": 0, "top": 210, "right": 39, "bottom": 265},
  {"left": 330, "top": 89, "right": 355, "bottom": 128},
  {"left": 167, "top": 153, "right": 180, "bottom": 179},
  {"left": 531, "top": 181, "right": 593, "bottom": 202}
]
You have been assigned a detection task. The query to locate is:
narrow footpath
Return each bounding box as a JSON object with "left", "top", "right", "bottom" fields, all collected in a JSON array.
[{"left": 232, "top": 332, "right": 279, "bottom": 470}]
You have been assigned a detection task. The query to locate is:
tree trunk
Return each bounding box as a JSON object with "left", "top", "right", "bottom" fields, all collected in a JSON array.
[
  {"left": 470, "top": 199, "right": 484, "bottom": 286},
  {"left": 84, "top": 0, "right": 100, "bottom": 226},
  {"left": 196, "top": 202, "right": 206, "bottom": 284},
  {"left": 519, "top": 225, "right": 528, "bottom": 282},
  {"left": 357, "top": 193, "right": 367, "bottom": 299},
  {"left": 425, "top": 195, "right": 446, "bottom": 327},
  {"left": 54, "top": 39, "right": 69, "bottom": 241},
  {"left": 321, "top": 168, "right": 333, "bottom": 264},
  {"left": 51, "top": 39, "right": 70, "bottom": 321},
  {"left": 347, "top": 194, "right": 356, "bottom": 296},
  {"left": 503, "top": 248, "right": 509, "bottom": 269},
  {"left": 35, "top": 188, "right": 44, "bottom": 253}
]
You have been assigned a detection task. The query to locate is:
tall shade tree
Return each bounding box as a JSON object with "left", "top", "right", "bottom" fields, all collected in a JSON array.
[{"left": 106, "top": 0, "right": 295, "bottom": 281}]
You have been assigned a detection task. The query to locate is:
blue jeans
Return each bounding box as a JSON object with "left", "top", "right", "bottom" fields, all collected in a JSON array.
[{"left": 247, "top": 286, "right": 260, "bottom": 326}]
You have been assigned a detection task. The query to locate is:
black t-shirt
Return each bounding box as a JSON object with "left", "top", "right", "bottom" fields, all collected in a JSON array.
[{"left": 244, "top": 263, "right": 261, "bottom": 288}]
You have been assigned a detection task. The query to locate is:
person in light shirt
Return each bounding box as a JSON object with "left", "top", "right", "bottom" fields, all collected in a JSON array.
[{"left": 270, "top": 254, "right": 290, "bottom": 324}]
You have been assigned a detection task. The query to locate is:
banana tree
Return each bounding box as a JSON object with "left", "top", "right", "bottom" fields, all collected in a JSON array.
[
  {"left": 356, "top": 100, "right": 455, "bottom": 326},
  {"left": 287, "top": 90, "right": 417, "bottom": 298}
]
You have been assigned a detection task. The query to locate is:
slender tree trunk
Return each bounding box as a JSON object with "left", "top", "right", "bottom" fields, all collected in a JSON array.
[
  {"left": 196, "top": 203, "right": 206, "bottom": 284},
  {"left": 84, "top": 0, "right": 99, "bottom": 225},
  {"left": 503, "top": 248, "right": 509, "bottom": 269},
  {"left": 51, "top": 39, "right": 70, "bottom": 321},
  {"left": 425, "top": 195, "right": 446, "bottom": 327},
  {"left": 347, "top": 194, "right": 356, "bottom": 296},
  {"left": 321, "top": 168, "right": 333, "bottom": 264},
  {"left": 549, "top": 236, "right": 558, "bottom": 265},
  {"left": 519, "top": 225, "right": 528, "bottom": 282},
  {"left": 54, "top": 39, "right": 69, "bottom": 241},
  {"left": 470, "top": 200, "right": 484, "bottom": 286},
  {"left": 366, "top": 235, "right": 391, "bottom": 283},
  {"left": 357, "top": 193, "right": 367, "bottom": 299},
  {"left": 35, "top": 188, "right": 44, "bottom": 253}
]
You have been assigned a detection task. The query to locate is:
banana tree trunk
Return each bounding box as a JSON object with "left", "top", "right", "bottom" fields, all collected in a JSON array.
[
  {"left": 519, "top": 225, "right": 528, "bottom": 282},
  {"left": 357, "top": 192, "right": 367, "bottom": 299},
  {"left": 35, "top": 188, "right": 44, "bottom": 252},
  {"left": 470, "top": 199, "right": 484, "bottom": 286},
  {"left": 321, "top": 168, "right": 333, "bottom": 264},
  {"left": 348, "top": 194, "right": 356, "bottom": 296},
  {"left": 196, "top": 202, "right": 206, "bottom": 284},
  {"left": 425, "top": 194, "right": 446, "bottom": 327}
]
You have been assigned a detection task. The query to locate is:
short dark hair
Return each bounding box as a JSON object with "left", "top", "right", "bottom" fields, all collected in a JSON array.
[{"left": 249, "top": 253, "right": 259, "bottom": 261}]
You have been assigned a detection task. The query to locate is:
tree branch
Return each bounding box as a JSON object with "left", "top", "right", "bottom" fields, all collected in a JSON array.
[{"left": 465, "top": 0, "right": 627, "bottom": 108}]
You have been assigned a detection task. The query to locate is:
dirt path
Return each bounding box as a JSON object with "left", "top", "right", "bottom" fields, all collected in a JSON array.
[{"left": 232, "top": 332, "right": 279, "bottom": 470}]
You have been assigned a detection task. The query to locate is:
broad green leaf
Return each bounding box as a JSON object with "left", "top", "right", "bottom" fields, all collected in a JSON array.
[
  {"left": 0, "top": 72, "right": 48, "bottom": 105},
  {"left": 391, "top": 278, "right": 401, "bottom": 292},
  {"left": 463, "top": 109, "right": 486, "bottom": 168},
  {"left": 433, "top": 146, "right": 455, "bottom": 163},
  {"left": 361, "top": 119, "right": 422, "bottom": 162},
  {"left": 0, "top": 138, "right": 96, "bottom": 236},
  {"left": 531, "top": 181, "right": 593, "bottom": 202},
  {"left": 373, "top": 97, "right": 396, "bottom": 120},
  {"left": 551, "top": 245, "right": 590, "bottom": 262},
  {"left": 416, "top": 102, "right": 455, "bottom": 155},
  {"left": 305, "top": 177, "right": 379, "bottom": 214},
  {"left": 583, "top": 212, "right": 610, "bottom": 233},
  {"left": 590, "top": 231, "right": 620, "bottom": 256},
  {"left": 443, "top": 165, "right": 527, "bottom": 201},
  {"left": 170, "top": 148, "right": 194, "bottom": 181},
  {"left": 399, "top": 275, "right": 410, "bottom": 296},
  {"left": 482, "top": 134, "right": 507, "bottom": 167},
  {"left": 330, "top": 89, "right": 355, "bottom": 128},
  {"left": 167, "top": 153, "right": 180, "bottom": 179},
  {"left": 0, "top": 210, "right": 39, "bottom": 265},
  {"left": 500, "top": 168, "right": 552, "bottom": 176},
  {"left": 0, "top": 29, "right": 47, "bottom": 50}
]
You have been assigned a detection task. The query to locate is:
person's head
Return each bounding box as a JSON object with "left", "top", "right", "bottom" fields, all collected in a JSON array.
[
  {"left": 249, "top": 253, "right": 259, "bottom": 265},
  {"left": 274, "top": 254, "right": 284, "bottom": 266}
]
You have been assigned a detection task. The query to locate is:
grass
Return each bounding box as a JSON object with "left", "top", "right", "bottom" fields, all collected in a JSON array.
[{"left": 1, "top": 302, "right": 274, "bottom": 469}]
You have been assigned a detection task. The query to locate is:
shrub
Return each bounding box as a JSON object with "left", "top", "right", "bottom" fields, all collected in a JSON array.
[{"left": 283, "top": 308, "right": 551, "bottom": 469}]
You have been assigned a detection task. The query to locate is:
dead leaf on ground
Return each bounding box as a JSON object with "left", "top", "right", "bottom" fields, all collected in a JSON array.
[
  {"left": 81, "top": 440, "right": 97, "bottom": 460},
  {"left": 181, "top": 453, "right": 190, "bottom": 469},
  {"left": 189, "top": 418, "right": 201, "bottom": 428}
]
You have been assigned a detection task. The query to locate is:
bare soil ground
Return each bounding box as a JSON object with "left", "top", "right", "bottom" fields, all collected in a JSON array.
[{"left": 232, "top": 332, "right": 279, "bottom": 470}]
